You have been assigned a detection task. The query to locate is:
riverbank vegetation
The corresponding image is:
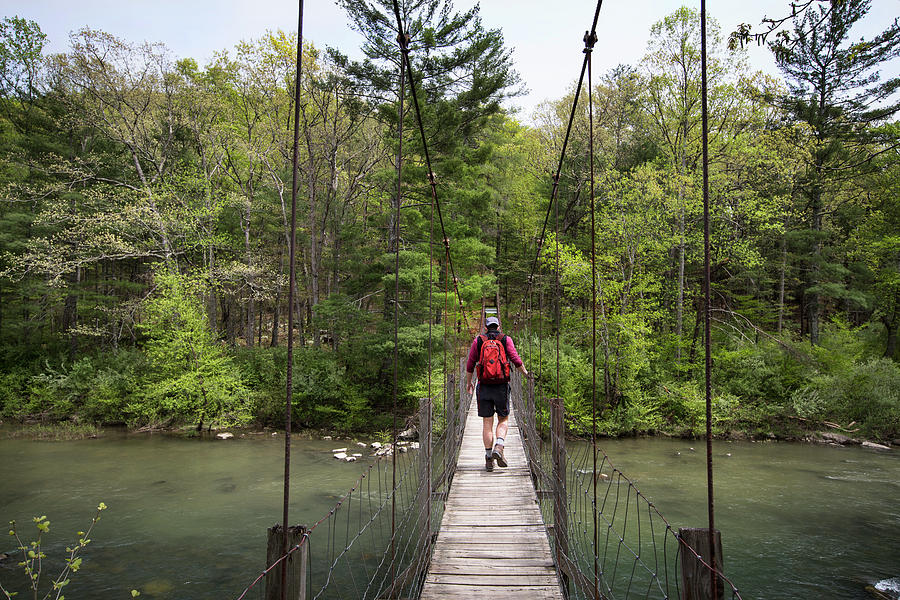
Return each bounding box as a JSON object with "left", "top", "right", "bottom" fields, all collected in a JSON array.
[{"left": 0, "top": 1, "right": 898, "bottom": 442}]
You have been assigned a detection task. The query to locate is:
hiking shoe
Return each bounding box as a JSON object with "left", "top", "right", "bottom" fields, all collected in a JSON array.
[
  {"left": 492, "top": 444, "right": 507, "bottom": 468},
  {"left": 485, "top": 455, "right": 494, "bottom": 472}
]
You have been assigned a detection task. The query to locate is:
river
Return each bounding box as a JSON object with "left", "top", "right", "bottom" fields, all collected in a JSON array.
[{"left": 0, "top": 432, "right": 897, "bottom": 599}]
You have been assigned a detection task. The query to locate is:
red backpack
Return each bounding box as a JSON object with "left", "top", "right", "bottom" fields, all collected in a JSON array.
[{"left": 477, "top": 333, "right": 511, "bottom": 384}]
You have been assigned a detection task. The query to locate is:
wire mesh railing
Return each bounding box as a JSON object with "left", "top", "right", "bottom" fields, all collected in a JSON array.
[
  {"left": 510, "top": 370, "right": 743, "bottom": 600},
  {"left": 233, "top": 359, "right": 471, "bottom": 600}
]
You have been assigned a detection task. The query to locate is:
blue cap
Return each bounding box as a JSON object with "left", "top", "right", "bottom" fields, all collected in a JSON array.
[{"left": 485, "top": 316, "right": 500, "bottom": 328}]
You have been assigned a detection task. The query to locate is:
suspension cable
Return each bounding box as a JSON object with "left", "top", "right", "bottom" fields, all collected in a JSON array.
[
  {"left": 282, "top": 2, "right": 304, "bottom": 598},
  {"left": 390, "top": 0, "right": 471, "bottom": 333},
  {"left": 519, "top": 0, "right": 605, "bottom": 311}
]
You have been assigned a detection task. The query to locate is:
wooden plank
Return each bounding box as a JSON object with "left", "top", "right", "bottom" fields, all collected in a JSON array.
[
  {"left": 429, "top": 561, "right": 556, "bottom": 573},
  {"left": 420, "top": 395, "right": 565, "bottom": 599},
  {"left": 420, "top": 585, "right": 562, "bottom": 599},
  {"left": 426, "top": 573, "right": 560, "bottom": 585},
  {"left": 432, "top": 546, "right": 553, "bottom": 557}
]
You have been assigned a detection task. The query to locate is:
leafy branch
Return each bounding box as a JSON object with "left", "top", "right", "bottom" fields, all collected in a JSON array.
[
  {"left": 728, "top": 0, "right": 833, "bottom": 50},
  {"left": 0, "top": 503, "right": 139, "bottom": 600}
]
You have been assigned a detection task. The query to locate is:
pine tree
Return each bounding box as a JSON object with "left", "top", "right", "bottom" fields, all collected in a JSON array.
[{"left": 770, "top": 0, "right": 900, "bottom": 344}]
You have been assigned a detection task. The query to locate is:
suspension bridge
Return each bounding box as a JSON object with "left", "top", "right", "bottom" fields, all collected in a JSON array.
[{"left": 236, "top": 0, "right": 745, "bottom": 598}]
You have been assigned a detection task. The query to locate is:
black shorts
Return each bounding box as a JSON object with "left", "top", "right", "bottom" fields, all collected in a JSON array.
[{"left": 476, "top": 382, "right": 510, "bottom": 418}]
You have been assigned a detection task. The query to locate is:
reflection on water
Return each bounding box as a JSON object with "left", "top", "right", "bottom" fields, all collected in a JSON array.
[
  {"left": 583, "top": 437, "right": 900, "bottom": 600},
  {"left": 1, "top": 432, "right": 897, "bottom": 599},
  {"left": 0, "top": 432, "right": 378, "bottom": 598}
]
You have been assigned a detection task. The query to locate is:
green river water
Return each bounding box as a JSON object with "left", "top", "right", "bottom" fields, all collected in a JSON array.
[{"left": 0, "top": 431, "right": 897, "bottom": 599}]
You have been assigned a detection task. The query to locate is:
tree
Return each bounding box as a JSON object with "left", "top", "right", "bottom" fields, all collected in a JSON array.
[
  {"left": 643, "top": 7, "right": 743, "bottom": 363},
  {"left": 770, "top": 0, "right": 900, "bottom": 344},
  {"left": 0, "top": 16, "right": 46, "bottom": 114},
  {"left": 139, "top": 270, "right": 249, "bottom": 429}
]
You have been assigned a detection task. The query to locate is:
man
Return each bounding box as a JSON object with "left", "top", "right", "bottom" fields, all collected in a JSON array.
[{"left": 465, "top": 316, "right": 528, "bottom": 471}]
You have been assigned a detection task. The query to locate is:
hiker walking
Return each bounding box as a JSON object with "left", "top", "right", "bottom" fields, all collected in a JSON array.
[{"left": 465, "top": 316, "right": 528, "bottom": 471}]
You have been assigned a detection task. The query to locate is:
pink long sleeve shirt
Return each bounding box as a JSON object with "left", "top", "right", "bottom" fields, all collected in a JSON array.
[{"left": 465, "top": 334, "right": 523, "bottom": 373}]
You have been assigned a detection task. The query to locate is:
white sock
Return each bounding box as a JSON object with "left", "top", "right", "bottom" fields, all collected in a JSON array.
[{"left": 495, "top": 437, "right": 505, "bottom": 447}]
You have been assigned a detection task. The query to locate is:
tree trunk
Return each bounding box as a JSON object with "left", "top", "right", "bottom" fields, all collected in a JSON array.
[
  {"left": 675, "top": 139, "right": 687, "bottom": 363},
  {"left": 777, "top": 230, "right": 786, "bottom": 334},
  {"left": 257, "top": 309, "right": 263, "bottom": 345},
  {"left": 808, "top": 186, "right": 822, "bottom": 346},
  {"left": 63, "top": 266, "right": 80, "bottom": 362},
  {"left": 244, "top": 199, "right": 255, "bottom": 348},
  {"left": 207, "top": 245, "right": 218, "bottom": 335},
  {"left": 271, "top": 248, "right": 284, "bottom": 348},
  {"left": 885, "top": 317, "right": 897, "bottom": 359},
  {"left": 225, "top": 297, "right": 236, "bottom": 347}
]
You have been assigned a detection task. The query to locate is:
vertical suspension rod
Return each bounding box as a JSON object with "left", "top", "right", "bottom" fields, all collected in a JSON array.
[
  {"left": 391, "top": 30, "right": 407, "bottom": 586},
  {"left": 282, "top": 1, "right": 304, "bottom": 598},
  {"left": 700, "top": 0, "right": 717, "bottom": 596},
  {"left": 584, "top": 27, "right": 599, "bottom": 600}
]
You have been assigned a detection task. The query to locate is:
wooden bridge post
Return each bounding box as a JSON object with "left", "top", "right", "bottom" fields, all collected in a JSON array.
[
  {"left": 525, "top": 373, "right": 537, "bottom": 483},
  {"left": 265, "top": 524, "right": 308, "bottom": 600},
  {"left": 458, "top": 356, "right": 467, "bottom": 440},
  {"left": 550, "top": 397, "right": 570, "bottom": 594},
  {"left": 679, "top": 528, "right": 724, "bottom": 600},
  {"left": 445, "top": 371, "right": 457, "bottom": 484},
  {"left": 418, "top": 397, "right": 433, "bottom": 546}
]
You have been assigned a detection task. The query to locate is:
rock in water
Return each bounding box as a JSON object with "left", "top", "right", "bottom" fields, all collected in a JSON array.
[
  {"left": 371, "top": 442, "right": 383, "bottom": 449},
  {"left": 862, "top": 441, "right": 891, "bottom": 450},
  {"left": 869, "top": 577, "right": 900, "bottom": 599},
  {"left": 398, "top": 426, "right": 417, "bottom": 441},
  {"left": 216, "top": 432, "right": 234, "bottom": 440},
  {"left": 333, "top": 452, "right": 348, "bottom": 460},
  {"left": 332, "top": 447, "right": 348, "bottom": 453},
  {"left": 822, "top": 432, "right": 857, "bottom": 445},
  {"left": 876, "top": 577, "right": 900, "bottom": 596}
]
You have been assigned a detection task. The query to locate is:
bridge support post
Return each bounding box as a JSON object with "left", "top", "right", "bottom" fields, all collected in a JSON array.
[
  {"left": 679, "top": 528, "right": 724, "bottom": 600},
  {"left": 418, "top": 397, "right": 433, "bottom": 548},
  {"left": 445, "top": 371, "right": 457, "bottom": 485},
  {"left": 550, "top": 397, "right": 570, "bottom": 595},
  {"left": 265, "top": 524, "right": 307, "bottom": 600},
  {"left": 459, "top": 356, "right": 467, "bottom": 428},
  {"left": 525, "top": 373, "right": 537, "bottom": 484}
]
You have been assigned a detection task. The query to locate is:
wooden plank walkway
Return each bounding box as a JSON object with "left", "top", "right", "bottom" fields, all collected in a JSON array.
[{"left": 420, "top": 398, "right": 564, "bottom": 599}]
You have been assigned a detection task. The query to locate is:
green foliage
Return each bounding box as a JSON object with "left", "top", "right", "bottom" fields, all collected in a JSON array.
[
  {"left": 4, "top": 422, "right": 101, "bottom": 440},
  {"left": 0, "top": 3, "right": 897, "bottom": 447},
  {"left": 804, "top": 359, "right": 900, "bottom": 440},
  {"left": 0, "top": 502, "right": 111, "bottom": 600},
  {"left": 136, "top": 270, "right": 249, "bottom": 428}
]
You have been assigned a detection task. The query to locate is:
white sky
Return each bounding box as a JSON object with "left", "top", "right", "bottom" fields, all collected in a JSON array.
[{"left": 3, "top": 0, "right": 899, "bottom": 119}]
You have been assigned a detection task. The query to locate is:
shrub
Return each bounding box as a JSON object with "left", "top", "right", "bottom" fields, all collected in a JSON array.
[{"left": 808, "top": 358, "right": 900, "bottom": 440}]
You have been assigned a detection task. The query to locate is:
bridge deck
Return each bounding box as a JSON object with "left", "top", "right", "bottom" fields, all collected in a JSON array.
[{"left": 420, "top": 399, "right": 564, "bottom": 599}]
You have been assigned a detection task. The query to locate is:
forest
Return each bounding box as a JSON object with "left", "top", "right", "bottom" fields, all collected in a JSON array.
[{"left": 0, "top": 0, "right": 898, "bottom": 442}]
